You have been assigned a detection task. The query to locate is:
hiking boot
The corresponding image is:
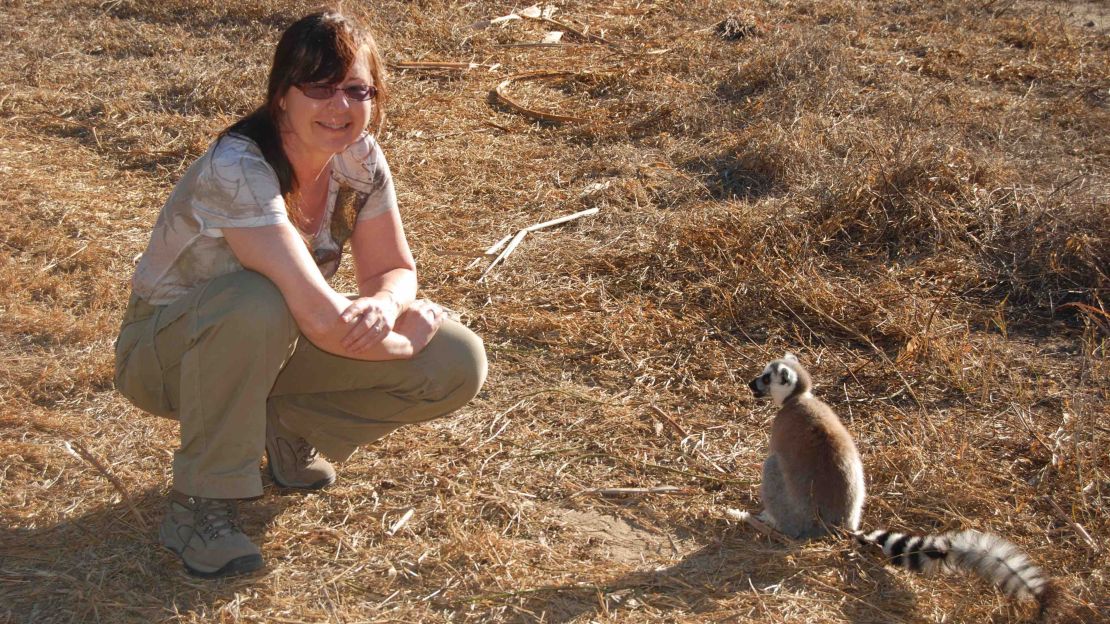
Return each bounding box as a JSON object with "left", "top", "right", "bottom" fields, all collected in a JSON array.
[
  {"left": 266, "top": 410, "right": 336, "bottom": 490},
  {"left": 159, "top": 490, "right": 263, "bottom": 578}
]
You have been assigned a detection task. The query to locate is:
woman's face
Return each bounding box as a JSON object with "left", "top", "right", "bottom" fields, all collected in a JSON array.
[{"left": 279, "top": 52, "right": 374, "bottom": 164}]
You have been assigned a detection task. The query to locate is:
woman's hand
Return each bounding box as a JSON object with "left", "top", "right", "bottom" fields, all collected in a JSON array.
[
  {"left": 340, "top": 293, "right": 401, "bottom": 352},
  {"left": 393, "top": 299, "right": 445, "bottom": 355}
]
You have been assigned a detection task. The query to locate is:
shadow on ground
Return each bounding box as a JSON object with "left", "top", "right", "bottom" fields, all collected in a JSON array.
[
  {"left": 0, "top": 487, "right": 293, "bottom": 623},
  {"left": 496, "top": 511, "right": 924, "bottom": 624}
]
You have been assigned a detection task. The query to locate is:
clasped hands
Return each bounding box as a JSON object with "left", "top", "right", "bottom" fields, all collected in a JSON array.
[{"left": 339, "top": 292, "right": 444, "bottom": 355}]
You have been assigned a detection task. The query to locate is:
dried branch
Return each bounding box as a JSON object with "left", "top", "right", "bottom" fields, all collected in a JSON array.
[
  {"left": 492, "top": 71, "right": 591, "bottom": 124},
  {"left": 390, "top": 61, "right": 474, "bottom": 71},
  {"left": 477, "top": 208, "right": 600, "bottom": 281},
  {"left": 524, "top": 207, "right": 600, "bottom": 233},
  {"left": 582, "top": 486, "right": 689, "bottom": 496},
  {"left": 64, "top": 440, "right": 149, "bottom": 531}
]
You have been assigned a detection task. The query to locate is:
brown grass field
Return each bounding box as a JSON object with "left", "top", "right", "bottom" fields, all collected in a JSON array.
[{"left": 2, "top": 0, "right": 1108, "bottom": 622}]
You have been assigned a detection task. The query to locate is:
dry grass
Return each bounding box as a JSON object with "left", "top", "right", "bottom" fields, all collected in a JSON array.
[{"left": 1, "top": 0, "right": 1108, "bottom": 622}]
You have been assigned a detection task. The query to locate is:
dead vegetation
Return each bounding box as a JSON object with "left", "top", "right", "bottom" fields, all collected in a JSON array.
[{"left": 1, "top": 0, "right": 1107, "bottom": 622}]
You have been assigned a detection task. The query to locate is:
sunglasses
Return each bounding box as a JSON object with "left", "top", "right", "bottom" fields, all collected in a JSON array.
[{"left": 296, "top": 83, "right": 378, "bottom": 101}]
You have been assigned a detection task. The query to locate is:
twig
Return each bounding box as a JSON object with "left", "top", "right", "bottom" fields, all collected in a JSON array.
[
  {"left": 323, "top": 561, "right": 367, "bottom": 586},
  {"left": 492, "top": 71, "right": 591, "bottom": 124},
  {"left": 39, "top": 243, "right": 90, "bottom": 274},
  {"left": 478, "top": 229, "right": 527, "bottom": 282},
  {"left": 1049, "top": 499, "right": 1100, "bottom": 553},
  {"left": 466, "top": 233, "right": 514, "bottom": 269},
  {"left": 63, "top": 440, "right": 149, "bottom": 531},
  {"left": 807, "top": 575, "right": 910, "bottom": 623},
  {"left": 580, "top": 486, "right": 688, "bottom": 497},
  {"left": 491, "top": 42, "right": 607, "bottom": 48},
  {"left": 524, "top": 207, "right": 599, "bottom": 232},
  {"left": 647, "top": 404, "right": 689, "bottom": 438},
  {"left": 477, "top": 208, "right": 599, "bottom": 281},
  {"left": 1045, "top": 173, "right": 1084, "bottom": 200},
  {"left": 631, "top": 458, "right": 739, "bottom": 485},
  {"left": 386, "top": 508, "right": 415, "bottom": 536},
  {"left": 506, "top": 4, "right": 614, "bottom": 46},
  {"left": 483, "top": 119, "right": 513, "bottom": 133},
  {"left": 1056, "top": 302, "right": 1110, "bottom": 332},
  {"left": 539, "top": 16, "right": 613, "bottom": 45},
  {"left": 483, "top": 233, "right": 514, "bottom": 255},
  {"left": 454, "top": 582, "right": 604, "bottom": 604},
  {"left": 390, "top": 61, "right": 473, "bottom": 71}
]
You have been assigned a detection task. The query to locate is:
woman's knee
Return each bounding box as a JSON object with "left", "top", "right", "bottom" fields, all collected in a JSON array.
[{"left": 426, "top": 319, "right": 487, "bottom": 405}]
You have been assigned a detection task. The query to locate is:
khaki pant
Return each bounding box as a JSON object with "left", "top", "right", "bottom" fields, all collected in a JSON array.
[{"left": 114, "top": 271, "right": 487, "bottom": 499}]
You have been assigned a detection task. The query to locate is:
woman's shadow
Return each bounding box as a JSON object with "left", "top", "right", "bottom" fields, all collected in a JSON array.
[{"left": 1, "top": 485, "right": 295, "bottom": 622}]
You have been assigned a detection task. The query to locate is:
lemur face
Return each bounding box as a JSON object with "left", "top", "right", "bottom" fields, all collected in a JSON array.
[{"left": 749, "top": 354, "right": 800, "bottom": 405}]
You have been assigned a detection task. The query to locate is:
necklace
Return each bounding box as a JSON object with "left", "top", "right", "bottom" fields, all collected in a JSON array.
[{"left": 297, "top": 164, "right": 332, "bottom": 237}]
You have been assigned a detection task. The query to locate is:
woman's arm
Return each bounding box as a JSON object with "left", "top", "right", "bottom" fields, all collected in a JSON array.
[
  {"left": 333, "top": 204, "right": 431, "bottom": 352},
  {"left": 353, "top": 206, "right": 417, "bottom": 307},
  {"left": 223, "top": 222, "right": 418, "bottom": 360},
  {"left": 333, "top": 135, "right": 418, "bottom": 332}
]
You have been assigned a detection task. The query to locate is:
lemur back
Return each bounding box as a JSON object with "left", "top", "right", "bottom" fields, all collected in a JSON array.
[
  {"left": 748, "top": 353, "right": 1058, "bottom": 619},
  {"left": 750, "top": 354, "right": 865, "bottom": 538}
]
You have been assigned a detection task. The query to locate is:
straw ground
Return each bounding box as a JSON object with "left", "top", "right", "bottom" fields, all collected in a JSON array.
[{"left": 1, "top": 0, "right": 1107, "bottom": 622}]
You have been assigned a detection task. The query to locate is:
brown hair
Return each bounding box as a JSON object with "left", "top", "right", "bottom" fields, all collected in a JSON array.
[{"left": 221, "top": 10, "right": 388, "bottom": 229}]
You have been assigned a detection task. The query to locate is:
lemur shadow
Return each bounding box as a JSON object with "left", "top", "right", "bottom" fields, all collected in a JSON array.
[
  {"left": 0, "top": 484, "right": 295, "bottom": 622},
  {"left": 514, "top": 510, "right": 925, "bottom": 624}
]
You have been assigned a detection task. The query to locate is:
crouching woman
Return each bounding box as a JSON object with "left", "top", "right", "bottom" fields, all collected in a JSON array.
[{"left": 113, "top": 11, "right": 486, "bottom": 578}]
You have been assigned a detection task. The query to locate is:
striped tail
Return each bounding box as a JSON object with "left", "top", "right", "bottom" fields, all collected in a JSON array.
[{"left": 855, "top": 529, "right": 1054, "bottom": 610}]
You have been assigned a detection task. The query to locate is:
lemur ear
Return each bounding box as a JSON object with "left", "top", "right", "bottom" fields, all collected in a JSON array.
[
  {"left": 779, "top": 368, "right": 792, "bottom": 385},
  {"left": 783, "top": 352, "right": 798, "bottom": 362}
]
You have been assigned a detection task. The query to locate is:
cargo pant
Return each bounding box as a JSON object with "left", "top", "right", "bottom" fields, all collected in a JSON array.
[{"left": 114, "top": 270, "right": 487, "bottom": 499}]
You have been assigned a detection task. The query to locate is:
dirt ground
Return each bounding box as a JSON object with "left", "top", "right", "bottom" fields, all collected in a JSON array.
[{"left": 1, "top": 0, "right": 1107, "bottom": 622}]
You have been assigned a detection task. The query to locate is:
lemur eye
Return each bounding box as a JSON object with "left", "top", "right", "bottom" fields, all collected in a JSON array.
[{"left": 761, "top": 373, "right": 771, "bottom": 384}]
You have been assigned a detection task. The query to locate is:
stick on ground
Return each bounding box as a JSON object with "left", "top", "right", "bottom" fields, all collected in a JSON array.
[
  {"left": 524, "top": 207, "right": 600, "bottom": 232},
  {"left": 478, "top": 229, "right": 527, "bottom": 282},
  {"left": 477, "top": 208, "right": 600, "bottom": 280},
  {"left": 580, "top": 486, "right": 688, "bottom": 497},
  {"left": 64, "top": 440, "right": 149, "bottom": 531}
]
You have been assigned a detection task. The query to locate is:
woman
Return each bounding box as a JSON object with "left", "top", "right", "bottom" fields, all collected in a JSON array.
[{"left": 114, "top": 11, "right": 487, "bottom": 578}]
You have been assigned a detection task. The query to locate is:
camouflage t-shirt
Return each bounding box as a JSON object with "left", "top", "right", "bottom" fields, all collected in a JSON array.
[{"left": 131, "top": 132, "right": 397, "bottom": 305}]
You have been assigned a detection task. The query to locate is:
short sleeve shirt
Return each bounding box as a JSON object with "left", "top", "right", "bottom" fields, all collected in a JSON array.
[{"left": 131, "top": 132, "right": 397, "bottom": 305}]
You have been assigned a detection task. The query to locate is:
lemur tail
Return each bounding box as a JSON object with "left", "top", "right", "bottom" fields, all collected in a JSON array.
[{"left": 855, "top": 529, "right": 1058, "bottom": 618}]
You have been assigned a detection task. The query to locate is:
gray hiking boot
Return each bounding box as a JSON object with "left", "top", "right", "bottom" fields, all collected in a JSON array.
[
  {"left": 266, "top": 410, "right": 336, "bottom": 490},
  {"left": 159, "top": 490, "right": 263, "bottom": 578}
]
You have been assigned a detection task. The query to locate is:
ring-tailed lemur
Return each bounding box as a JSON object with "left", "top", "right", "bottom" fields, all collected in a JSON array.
[{"left": 748, "top": 353, "right": 1057, "bottom": 618}]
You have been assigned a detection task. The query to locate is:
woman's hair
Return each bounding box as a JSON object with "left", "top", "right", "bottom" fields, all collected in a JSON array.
[{"left": 221, "top": 10, "right": 388, "bottom": 228}]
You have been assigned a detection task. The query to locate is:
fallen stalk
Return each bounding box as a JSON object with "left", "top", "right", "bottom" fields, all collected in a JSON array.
[
  {"left": 453, "top": 582, "right": 607, "bottom": 604},
  {"left": 1049, "top": 499, "right": 1100, "bottom": 553},
  {"left": 581, "top": 486, "right": 690, "bottom": 496},
  {"left": 390, "top": 61, "right": 474, "bottom": 71},
  {"left": 477, "top": 208, "right": 599, "bottom": 281},
  {"left": 63, "top": 440, "right": 149, "bottom": 531},
  {"left": 647, "top": 404, "right": 689, "bottom": 438},
  {"left": 492, "top": 71, "right": 593, "bottom": 124}
]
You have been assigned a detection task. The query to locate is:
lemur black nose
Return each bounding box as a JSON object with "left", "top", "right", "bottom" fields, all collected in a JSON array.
[{"left": 748, "top": 379, "right": 761, "bottom": 395}]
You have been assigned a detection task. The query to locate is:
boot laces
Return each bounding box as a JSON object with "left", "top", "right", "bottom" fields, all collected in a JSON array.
[
  {"left": 296, "top": 439, "right": 319, "bottom": 464},
  {"left": 193, "top": 498, "right": 241, "bottom": 540}
]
